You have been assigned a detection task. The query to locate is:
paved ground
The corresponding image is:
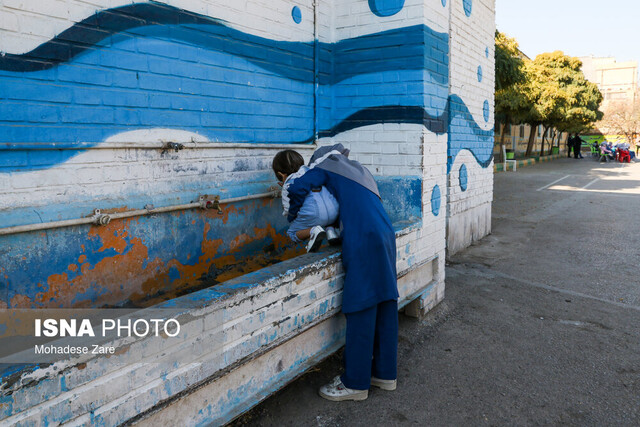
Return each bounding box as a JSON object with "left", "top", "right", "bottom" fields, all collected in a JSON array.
[{"left": 231, "top": 157, "right": 640, "bottom": 426}]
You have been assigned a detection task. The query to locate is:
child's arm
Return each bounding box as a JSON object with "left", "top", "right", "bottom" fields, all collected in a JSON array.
[{"left": 284, "top": 168, "right": 328, "bottom": 223}]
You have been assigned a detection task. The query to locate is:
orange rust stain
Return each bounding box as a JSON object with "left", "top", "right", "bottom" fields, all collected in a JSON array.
[
  {"left": 200, "top": 223, "right": 224, "bottom": 261},
  {"left": 259, "top": 198, "right": 278, "bottom": 209},
  {"left": 11, "top": 208, "right": 303, "bottom": 308},
  {"left": 88, "top": 222, "right": 129, "bottom": 254},
  {"left": 35, "top": 273, "right": 70, "bottom": 306},
  {"left": 22, "top": 256, "right": 27, "bottom": 261},
  {"left": 191, "top": 220, "right": 196, "bottom": 225},
  {"left": 80, "top": 234, "right": 164, "bottom": 307},
  {"left": 81, "top": 245, "right": 85, "bottom": 251},
  {"left": 18, "top": 218, "right": 162, "bottom": 308},
  {"left": 229, "top": 224, "right": 289, "bottom": 253},
  {"left": 214, "top": 204, "right": 242, "bottom": 225},
  {"left": 101, "top": 206, "right": 130, "bottom": 214},
  {"left": 10, "top": 294, "right": 31, "bottom": 308}
]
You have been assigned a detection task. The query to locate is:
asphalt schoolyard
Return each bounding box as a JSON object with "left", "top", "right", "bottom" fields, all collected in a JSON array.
[{"left": 231, "top": 155, "right": 640, "bottom": 426}]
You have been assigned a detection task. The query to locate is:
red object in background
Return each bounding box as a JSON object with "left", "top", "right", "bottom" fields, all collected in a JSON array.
[{"left": 618, "top": 149, "right": 631, "bottom": 163}]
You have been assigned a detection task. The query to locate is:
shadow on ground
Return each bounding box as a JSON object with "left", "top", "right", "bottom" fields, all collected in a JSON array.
[{"left": 231, "top": 159, "right": 640, "bottom": 426}]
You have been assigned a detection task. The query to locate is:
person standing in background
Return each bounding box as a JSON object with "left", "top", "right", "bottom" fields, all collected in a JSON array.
[
  {"left": 573, "top": 134, "right": 584, "bottom": 159},
  {"left": 567, "top": 134, "right": 574, "bottom": 158}
]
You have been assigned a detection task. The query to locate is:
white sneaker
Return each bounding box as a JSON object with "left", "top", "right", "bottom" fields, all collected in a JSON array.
[
  {"left": 326, "top": 226, "right": 341, "bottom": 246},
  {"left": 319, "top": 376, "right": 368, "bottom": 401},
  {"left": 306, "top": 226, "right": 326, "bottom": 253},
  {"left": 371, "top": 376, "right": 397, "bottom": 391}
]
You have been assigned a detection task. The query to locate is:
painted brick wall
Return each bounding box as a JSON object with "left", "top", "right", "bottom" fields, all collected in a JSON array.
[
  {"left": 0, "top": 0, "right": 457, "bottom": 309},
  {"left": 0, "top": 0, "right": 495, "bottom": 311},
  {"left": 446, "top": 0, "right": 495, "bottom": 254}
]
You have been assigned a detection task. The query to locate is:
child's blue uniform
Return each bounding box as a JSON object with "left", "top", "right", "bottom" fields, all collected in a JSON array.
[
  {"left": 285, "top": 146, "right": 399, "bottom": 391},
  {"left": 284, "top": 185, "right": 339, "bottom": 243},
  {"left": 285, "top": 167, "right": 398, "bottom": 313}
]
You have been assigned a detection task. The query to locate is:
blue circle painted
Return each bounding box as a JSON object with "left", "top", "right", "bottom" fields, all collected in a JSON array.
[
  {"left": 485, "top": 47, "right": 489, "bottom": 58},
  {"left": 441, "top": 0, "right": 447, "bottom": 6},
  {"left": 292, "top": 6, "right": 302, "bottom": 24},
  {"left": 459, "top": 164, "right": 468, "bottom": 191},
  {"left": 483, "top": 100, "right": 490, "bottom": 122},
  {"left": 368, "top": 0, "right": 405, "bottom": 17},
  {"left": 477, "top": 65, "right": 483, "bottom": 82},
  {"left": 431, "top": 185, "right": 441, "bottom": 216},
  {"left": 463, "top": 0, "right": 472, "bottom": 17}
]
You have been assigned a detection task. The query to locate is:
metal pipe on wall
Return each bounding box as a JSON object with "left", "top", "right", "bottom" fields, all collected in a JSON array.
[
  {"left": 0, "top": 190, "right": 281, "bottom": 237},
  {"left": 0, "top": 142, "right": 317, "bottom": 151}
]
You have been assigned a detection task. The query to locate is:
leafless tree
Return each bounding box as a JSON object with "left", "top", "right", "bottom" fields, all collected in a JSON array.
[{"left": 596, "top": 97, "right": 640, "bottom": 146}]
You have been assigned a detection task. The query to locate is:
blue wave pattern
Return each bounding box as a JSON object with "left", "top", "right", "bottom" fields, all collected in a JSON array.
[
  {"left": 0, "top": 2, "right": 491, "bottom": 171},
  {"left": 448, "top": 95, "right": 494, "bottom": 171}
]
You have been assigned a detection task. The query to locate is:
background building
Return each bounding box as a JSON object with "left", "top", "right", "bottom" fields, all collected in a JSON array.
[{"left": 579, "top": 56, "right": 638, "bottom": 108}]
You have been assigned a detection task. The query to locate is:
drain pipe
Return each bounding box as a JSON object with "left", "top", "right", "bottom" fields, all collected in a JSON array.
[
  {"left": 0, "top": 189, "right": 281, "bottom": 237},
  {"left": 0, "top": 142, "right": 317, "bottom": 151},
  {"left": 313, "top": 0, "right": 319, "bottom": 142}
]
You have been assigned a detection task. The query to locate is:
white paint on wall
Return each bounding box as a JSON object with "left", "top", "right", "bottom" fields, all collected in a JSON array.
[
  {"left": 318, "top": 123, "right": 425, "bottom": 177},
  {"left": 104, "top": 128, "right": 210, "bottom": 143},
  {"left": 0, "top": 0, "right": 315, "bottom": 54},
  {"left": 448, "top": 0, "right": 495, "bottom": 131},
  {"left": 0, "top": 0, "right": 450, "bottom": 55}
]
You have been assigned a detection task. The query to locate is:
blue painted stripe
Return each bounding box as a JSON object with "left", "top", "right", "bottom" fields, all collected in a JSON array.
[{"left": 0, "top": 3, "right": 445, "bottom": 86}]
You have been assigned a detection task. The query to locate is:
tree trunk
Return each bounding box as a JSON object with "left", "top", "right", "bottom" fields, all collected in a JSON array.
[
  {"left": 525, "top": 124, "right": 538, "bottom": 157},
  {"left": 548, "top": 130, "right": 557, "bottom": 155},
  {"left": 499, "top": 121, "right": 508, "bottom": 162},
  {"left": 539, "top": 126, "right": 548, "bottom": 157}
]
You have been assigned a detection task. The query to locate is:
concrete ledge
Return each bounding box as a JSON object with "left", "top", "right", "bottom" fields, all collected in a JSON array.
[{"left": 1, "top": 230, "right": 442, "bottom": 425}]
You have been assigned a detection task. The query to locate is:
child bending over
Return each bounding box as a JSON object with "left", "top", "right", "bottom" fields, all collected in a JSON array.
[{"left": 272, "top": 150, "right": 340, "bottom": 252}]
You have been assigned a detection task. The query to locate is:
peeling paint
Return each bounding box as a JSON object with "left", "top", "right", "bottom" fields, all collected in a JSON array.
[{"left": 3, "top": 199, "right": 304, "bottom": 308}]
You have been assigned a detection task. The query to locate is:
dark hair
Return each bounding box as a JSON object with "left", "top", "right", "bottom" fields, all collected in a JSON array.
[{"left": 272, "top": 150, "right": 304, "bottom": 180}]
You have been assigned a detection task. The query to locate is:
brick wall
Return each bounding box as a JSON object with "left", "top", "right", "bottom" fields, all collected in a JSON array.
[{"left": 446, "top": 0, "right": 495, "bottom": 254}]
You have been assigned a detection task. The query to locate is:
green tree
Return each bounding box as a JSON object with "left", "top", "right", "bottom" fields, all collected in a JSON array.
[
  {"left": 520, "top": 52, "right": 602, "bottom": 156},
  {"left": 494, "top": 31, "right": 526, "bottom": 161}
]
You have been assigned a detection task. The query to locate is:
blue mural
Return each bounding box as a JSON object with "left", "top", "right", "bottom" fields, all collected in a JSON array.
[
  {"left": 291, "top": 6, "right": 302, "bottom": 24},
  {"left": 459, "top": 164, "right": 468, "bottom": 191},
  {"left": 477, "top": 65, "right": 483, "bottom": 82},
  {"left": 463, "top": 0, "right": 473, "bottom": 17},
  {"left": 431, "top": 185, "right": 441, "bottom": 216},
  {"left": 447, "top": 95, "right": 493, "bottom": 172},
  {"left": 368, "top": 0, "right": 405, "bottom": 17},
  {"left": 0, "top": 2, "right": 492, "bottom": 173}
]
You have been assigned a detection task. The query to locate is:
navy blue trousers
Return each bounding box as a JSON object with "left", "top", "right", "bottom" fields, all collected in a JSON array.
[{"left": 340, "top": 299, "right": 398, "bottom": 390}]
